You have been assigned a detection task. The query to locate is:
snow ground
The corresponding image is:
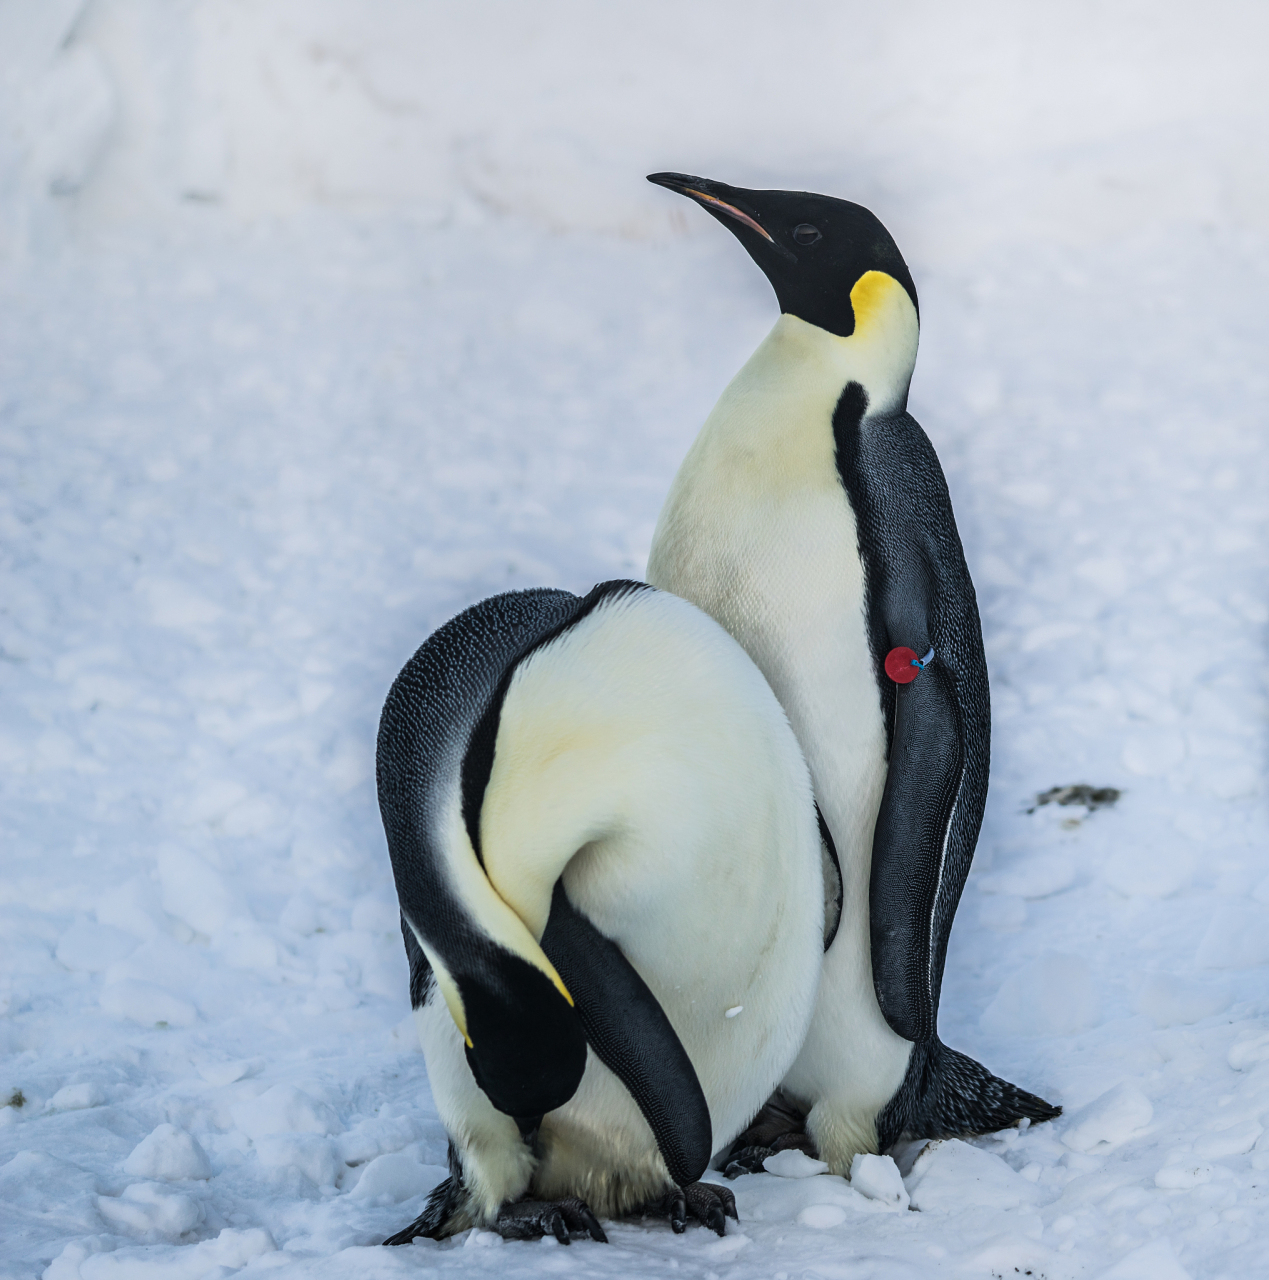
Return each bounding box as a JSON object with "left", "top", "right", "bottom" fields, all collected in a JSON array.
[{"left": 3, "top": 3, "right": 1269, "bottom": 1279}]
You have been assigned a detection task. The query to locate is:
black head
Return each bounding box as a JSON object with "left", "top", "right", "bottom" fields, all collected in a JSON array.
[
  {"left": 457, "top": 947, "right": 589, "bottom": 1121},
  {"left": 648, "top": 172, "right": 918, "bottom": 339}
]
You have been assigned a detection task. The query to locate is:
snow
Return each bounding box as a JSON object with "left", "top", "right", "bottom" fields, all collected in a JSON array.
[
  {"left": 2, "top": 1, "right": 1269, "bottom": 1278},
  {"left": 761, "top": 1150, "right": 829, "bottom": 1179},
  {"left": 848, "top": 1154, "right": 909, "bottom": 1211},
  {"left": 1060, "top": 1084, "right": 1155, "bottom": 1155},
  {"left": 123, "top": 1126, "right": 213, "bottom": 1182}
]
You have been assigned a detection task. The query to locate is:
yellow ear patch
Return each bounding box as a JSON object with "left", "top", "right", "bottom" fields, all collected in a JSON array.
[{"left": 849, "top": 270, "right": 907, "bottom": 335}]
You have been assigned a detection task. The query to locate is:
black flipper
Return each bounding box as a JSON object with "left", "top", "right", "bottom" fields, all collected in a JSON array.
[
  {"left": 540, "top": 881, "right": 713, "bottom": 1188},
  {"left": 869, "top": 662, "right": 966, "bottom": 1042},
  {"left": 832, "top": 387, "right": 991, "bottom": 1045},
  {"left": 876, "top": 1038, "right": 1061, "bottom": 1151}
]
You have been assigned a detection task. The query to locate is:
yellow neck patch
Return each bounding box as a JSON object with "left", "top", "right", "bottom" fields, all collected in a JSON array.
[{"left": 849, "top": 270, "right": 908, "bottom": 336}]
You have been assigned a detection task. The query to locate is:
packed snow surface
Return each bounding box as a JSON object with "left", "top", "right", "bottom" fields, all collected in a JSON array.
[{"left": 2, "top": 2, "right": 1269, "bottom": 1279}]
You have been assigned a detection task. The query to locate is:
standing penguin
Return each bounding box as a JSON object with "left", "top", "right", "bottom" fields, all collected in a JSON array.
[
  {"left": 644, "top": 174, "right": 1059, "bottom": 1174},
  {"left": 377, "top": 580, "right": 825, "bottom": 1243}
]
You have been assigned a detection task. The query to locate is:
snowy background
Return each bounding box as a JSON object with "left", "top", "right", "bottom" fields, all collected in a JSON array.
[{"left": 2, "top": 1, "right": 1268, "bottom": 1277}]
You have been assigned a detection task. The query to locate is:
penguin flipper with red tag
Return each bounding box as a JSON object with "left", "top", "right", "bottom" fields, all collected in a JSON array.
[
  {"left": 835, "top": 394, "right": 1058, "bottom": 1145},
  {"left": 831, "top": 388, "right": 988, "bottom": 1049}
]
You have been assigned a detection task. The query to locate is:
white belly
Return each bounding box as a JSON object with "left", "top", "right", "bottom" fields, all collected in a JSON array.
[
  {"left": 418, "top": 779, "right": 823, "bottom": 1217},
  {"left": 646, "top": 315, "right": 914, "bottom": 1167}
]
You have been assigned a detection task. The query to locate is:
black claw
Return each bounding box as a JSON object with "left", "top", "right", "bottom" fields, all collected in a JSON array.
[
  {"left": 723, "top": 1144, "right": 774, "bottom": 1178},
  {"left": 647, "top": 1182, "right": 736, "bottom": 1236},
  {"left": 667, "top": 1187, "right": 687, "bottom": 1233},
  {"left": 684, "top": 1182, "right": 734, "bottom": 1237},
  {"left": 559, "top": 1197, "right": 609, "bottom": 1244},
  {"left": 549, "top": 1209, "right": 569, "bottom": 1245},
  {"left": 717, "top": 1186, "right": 739, "bottom": 1221}
]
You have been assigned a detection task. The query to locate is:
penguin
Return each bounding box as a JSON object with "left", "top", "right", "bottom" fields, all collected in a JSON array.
[
  {"left": 643, "top": 173, "right": 1060, "bottom": 1175},
  {"left": 376, "top": 579, "right": 826, "bottom": 1243}
]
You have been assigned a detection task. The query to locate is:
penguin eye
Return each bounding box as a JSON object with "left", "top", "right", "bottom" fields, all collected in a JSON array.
[{"left": 793, "top": 223, "right": 822, "bottom": 245}]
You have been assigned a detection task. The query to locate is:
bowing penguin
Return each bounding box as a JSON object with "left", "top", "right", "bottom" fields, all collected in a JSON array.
[
  {"left": 644, "top": 174, "right": 1059, "bottom": 1174},
  {"left": 377, "top": 580, "right": 825, "bottom": 1243}
]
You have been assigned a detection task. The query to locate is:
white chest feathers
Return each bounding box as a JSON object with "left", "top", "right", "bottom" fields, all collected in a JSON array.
[{"left": 646, "top": 276, "right": 918, "bottom": 805}]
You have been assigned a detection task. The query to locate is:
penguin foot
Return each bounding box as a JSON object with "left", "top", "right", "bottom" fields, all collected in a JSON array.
[
  {"left": 724, "top": 1091, "right": 817, "bottom": 1177},
  {"left": 723, "top": 1145, "right": 774, "bottom": 1178},
  {"left": 647, "top": 1182, "right": 738, "bottom": 1236},
  {"left": 496, "top": 1196, "right": 608, "bottom": 1244}
]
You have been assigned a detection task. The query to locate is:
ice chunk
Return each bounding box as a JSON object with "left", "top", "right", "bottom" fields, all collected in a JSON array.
[
  {"left": 96, "top": 1182, "right": 203, "bottom": 1238},
  {"left": 904, "top": 1139, "right": 1040, "bottom": 1211},
  {"left": 196, "top": 1058, "right": 263, "bottom": 1087},
  {"left": 43, "top": 1236, "right": 111, "bottom": 1280},
  {"left": 797, "top": 1203, "right": 847, "bottom": 1228},
  {"left": 95, "top": 878, "right": 163, "bottom": 941},
  {"left": 55, "top": 922, "right": 137, "bottom": 972},
  {"left": 255, "top": 1135, "right": 340, "bottom": 1186},
  {"left": 762, "top": 1149, "right": 828, "bottom": 1178},
  {"left": 100, "top": 980, "right": 198, "bottom": 1028},
  {"left": 1195, "top": 902, "right": 1269, "bottom": 969},
  {"left": 230, "top": 1084, "right": 339, "bottom": 1140},
  {"left": 350, "top": 1152, "right": 442, "bottom": 1203},
  {"left": 1136, "top": 973, "right": 1231, "bottom": 1026},
  {"left": 977, "top": 854, "right": 1074, "bottom": 899},
  {"left": 1193, "top": 1119, "right": 1262, "bottom": 1158},
  {"left": 202, "top": 1228, "right": 276, "bottom": 1268},
  {"left": 48, "top": 1227, "right": 275, "bottom": 1280},
  {"left": 1061, "top": 1083, "right": 1153, "bottom": 1152},
  {"left": 980, "top": 951, "right": 1100, "bottom": 1037},
  {"left": 848, "top": 1153, "right": 909, "bottom": 1209},
  {"left": 48, "top": 1083, "right": 105, "bottom": 1112},
  {"left": 1098, "top": 1238, "right": 1191, "bottom": 1280},
  {"left": 123, "top": 1124, "right": 212, "bottom": 1180},
  {"left": 157, "top": 847, "right": 237, "bottom": 936},
  {"left": 1228, "top": 1033, "right": 1269, "bottom": 1071},
  {"left": 336, "top": 1112, "right": 424, "bottom": 1165}
]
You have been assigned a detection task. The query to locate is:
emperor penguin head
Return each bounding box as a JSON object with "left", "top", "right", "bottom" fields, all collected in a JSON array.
[{"left": 648, "top": 172, "right": 920, "bottom": 409}]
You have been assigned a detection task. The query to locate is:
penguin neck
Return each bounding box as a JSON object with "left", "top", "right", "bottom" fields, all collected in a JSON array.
[{"left": 757, "top": 273, "right": 918, "bottom": 422}]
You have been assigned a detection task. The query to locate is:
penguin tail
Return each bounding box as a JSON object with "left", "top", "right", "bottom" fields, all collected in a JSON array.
[
  {"left": 878, "top": 1038, "right": 1060, "bottom": 1151},
  {"left": 382, "top": 1142, "right": 471, "bottom": 1245}
]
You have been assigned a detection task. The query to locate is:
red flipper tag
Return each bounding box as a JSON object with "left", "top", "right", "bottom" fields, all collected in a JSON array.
[{"left": 885, "top": 647, "right": 921, "bottom": 684}]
